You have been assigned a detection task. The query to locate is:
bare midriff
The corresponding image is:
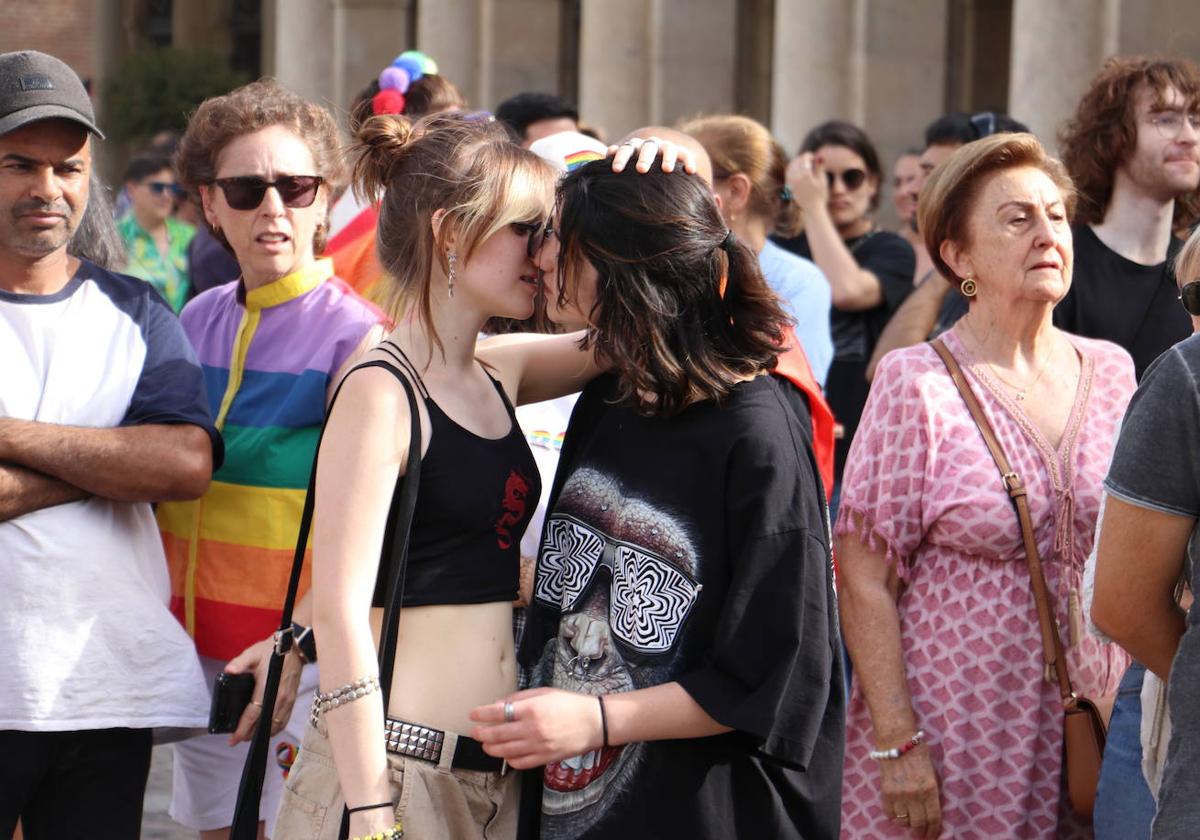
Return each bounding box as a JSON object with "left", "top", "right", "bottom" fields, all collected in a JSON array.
[{"left": 369, "top": 600, "right": 517, "bottom": 735}]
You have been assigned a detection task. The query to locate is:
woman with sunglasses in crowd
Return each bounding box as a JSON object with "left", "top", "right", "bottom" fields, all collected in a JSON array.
[
  {"left": 469, "top": 148, "right": 844, "bottom": 840},
  {"left": 117, "top": 151, "right": 195, "bottom": 312},
  {"left": 156, "top": 79, "right": 388, "bottom": 840},
  {"left": 776, "top": 120, "right": 915, "bottom": 505}
]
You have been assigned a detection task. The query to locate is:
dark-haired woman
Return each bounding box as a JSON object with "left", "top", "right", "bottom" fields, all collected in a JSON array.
[
  {"left": 776, "top": 120, "right": 915, "bottom": 498},
  {"left": 270, "top": 117, "right": 691, "bottom": 840},
  {"left": 470, "top": 153, "right": 844, "bottom": 840}
]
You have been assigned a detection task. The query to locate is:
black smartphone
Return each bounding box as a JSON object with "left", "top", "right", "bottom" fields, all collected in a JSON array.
[{"left": 207, "top": 672, "right": 255, "bottom": 734}]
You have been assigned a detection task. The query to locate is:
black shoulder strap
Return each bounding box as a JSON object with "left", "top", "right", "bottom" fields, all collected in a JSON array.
[{"left": 230, "top": 356, "right": 423, "bottom": 840}]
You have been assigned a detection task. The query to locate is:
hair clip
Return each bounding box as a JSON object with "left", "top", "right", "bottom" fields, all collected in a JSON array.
[
  {"left": 779, "top": 185, "right": 794, "bottom": 203},
  {"left": 373, "top": 50, "right": 440, "bottom": 116}
]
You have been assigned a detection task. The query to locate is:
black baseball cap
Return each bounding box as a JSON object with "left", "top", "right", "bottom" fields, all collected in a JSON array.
[{"left": 0, "top": 50, "right": 103, "bottom": 139}]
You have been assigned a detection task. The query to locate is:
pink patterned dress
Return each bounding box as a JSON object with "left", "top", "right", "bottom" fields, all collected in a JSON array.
[{"left": 836, "top": 328, "right": 1134, "bottom": 839}]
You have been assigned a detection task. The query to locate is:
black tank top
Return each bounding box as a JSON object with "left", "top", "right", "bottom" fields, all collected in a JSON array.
[{"left": 371, "top": 342, "right": 540, "bottom": 608}]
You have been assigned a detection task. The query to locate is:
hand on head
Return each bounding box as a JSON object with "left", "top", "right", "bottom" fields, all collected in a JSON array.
[
  {"left": 786, "top": 152, "right": 829, "bottom": 211},
  {"left": 608, "top": 136, "right": 699, "bottom": 176}
]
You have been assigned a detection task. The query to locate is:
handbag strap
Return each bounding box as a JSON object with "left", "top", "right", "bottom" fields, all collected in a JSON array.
[
  {"left": 930, "top": 339, "right": 1075, "bottom": 703},
  {"left": 230, "top": 352, "right": 423, "bottom": 840}
]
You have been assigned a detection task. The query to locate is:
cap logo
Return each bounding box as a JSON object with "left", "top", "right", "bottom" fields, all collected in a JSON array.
[{"left": 19, "top": 74, "right": 54, "bottom": 91}]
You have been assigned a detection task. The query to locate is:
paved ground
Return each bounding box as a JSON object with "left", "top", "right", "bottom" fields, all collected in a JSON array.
[{"left": 143, "top": 746, "right": 192, "bottom": 839}]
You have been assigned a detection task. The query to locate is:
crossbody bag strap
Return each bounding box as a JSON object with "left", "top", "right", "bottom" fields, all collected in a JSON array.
[
  {"left": 929, "top": 339, "right": 1074, "bottom": 701},
  {"left": 374, "top": 343, "right": 423, "bottom": 697},
  {"left": 230, "top": 356, "right": 422, "bottom": 840}
]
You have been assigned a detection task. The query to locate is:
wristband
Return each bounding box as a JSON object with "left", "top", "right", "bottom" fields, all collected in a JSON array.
[
  {"left": 868, "top": 729, "right": 925, "bottom": 761},
  {"left": 347, "top": 801, "right": 393, "bottom": 815},
  {"left": 598, "top": 695, "right": 610, "bottom": 748}
]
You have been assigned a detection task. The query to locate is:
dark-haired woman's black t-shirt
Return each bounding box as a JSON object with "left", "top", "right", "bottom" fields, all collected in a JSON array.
[
  {"left": 1053, "top": 224, "right": 1189, "bottom": 380},
  {"left": 517, "top": 373, "right": 844, "bottom": 840},
  {"left": 773, "top": 229, "right": 915, "bottom": 480}
]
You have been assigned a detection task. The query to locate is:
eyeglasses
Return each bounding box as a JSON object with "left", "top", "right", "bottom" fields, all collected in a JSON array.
[
  {"left": 212, "top": 175, "right": 323, "bottom": 211},
  {"left": 145, "top": 181, "right": 184, "bottom": 198},
  {"left": 534, "top": 514, "right": 704, "bottom": 656},
  {"left": 1149, "top": 110, "right": 1200, "bottom": 140},
  {"left": 825, "top": 168, "right": 867, "bottom": 191},
  {"left": 1179, "top": 280, "right": 1200, "bottom": 315},
  {"left": 511, "top": 220, "right": 555, "bottom": 259}
]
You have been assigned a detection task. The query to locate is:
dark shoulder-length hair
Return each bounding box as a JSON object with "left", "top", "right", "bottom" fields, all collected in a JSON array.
[{"left": 556, "top": 159, "right": 788, "bottom": 418}]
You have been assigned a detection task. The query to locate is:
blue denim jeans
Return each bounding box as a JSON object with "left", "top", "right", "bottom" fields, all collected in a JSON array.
[{"left": 1094, "top": 661, "right": 1156, "bottom": 840}]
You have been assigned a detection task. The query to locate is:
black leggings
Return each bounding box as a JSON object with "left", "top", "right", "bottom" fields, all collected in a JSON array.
[{"left": 0, "top": 728, "right": 153, "bottom": 839}]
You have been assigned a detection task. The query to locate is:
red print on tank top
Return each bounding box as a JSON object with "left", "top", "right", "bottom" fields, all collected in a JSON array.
[{"left": 494, "top": 469, "right": 532, "bottom": 550}]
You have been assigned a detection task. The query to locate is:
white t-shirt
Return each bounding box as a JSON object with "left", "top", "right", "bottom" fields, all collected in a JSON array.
[
  {"left": 0, "top": 261, "right": 217, "bottom": 731},
  {"left": 516, "top": 394, "right": 578, "bottom": 560}
]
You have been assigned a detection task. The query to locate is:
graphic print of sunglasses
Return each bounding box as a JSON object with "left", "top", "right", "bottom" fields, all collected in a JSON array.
[{"left": 534, "top": 514, "right": 704, "bottom": 655}]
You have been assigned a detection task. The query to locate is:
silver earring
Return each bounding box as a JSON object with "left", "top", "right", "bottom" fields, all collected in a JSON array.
[{"left": 447, "top": 249, "right": 457, "bottom": 299}]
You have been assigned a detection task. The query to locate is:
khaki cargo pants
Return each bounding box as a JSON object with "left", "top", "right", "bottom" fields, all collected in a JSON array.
[{"left": 273, "top": 720, "right": 519, "bottom": 839}]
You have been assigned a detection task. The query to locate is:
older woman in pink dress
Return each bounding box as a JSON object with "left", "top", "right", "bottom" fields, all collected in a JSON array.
[{"left": 837, "top": 133, "right": 1134, "bottom": 839}]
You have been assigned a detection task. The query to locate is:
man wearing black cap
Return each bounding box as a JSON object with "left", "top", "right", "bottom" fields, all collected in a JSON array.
[{"left": 0, "top": 50, "right": 220, "bottom": 837}]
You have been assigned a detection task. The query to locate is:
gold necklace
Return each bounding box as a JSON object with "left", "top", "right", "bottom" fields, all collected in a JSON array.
[{"left": 963, "top": 320, "right": 1052, "bottom": 402}]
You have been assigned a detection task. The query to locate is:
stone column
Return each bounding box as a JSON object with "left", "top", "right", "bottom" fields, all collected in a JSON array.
[
  {"left": 577, "top": 0, "right": 736, "bottom": 142},
  {"left": 652, "top": 0, "right": 737, "bottom": 128},
  {"left": 577, "top": 0, "right": 653, "bottom": 140},
  {"left": 263, "top": 0, "right": 337, "bottom": 108},
  {"left": 488, "top": 0, "right": 563, "bottom": 110},
  {"left": 770, "top": 0, "right": 860, "bottom": 155},
  {"left": 417, "top": 0, "right": 487, "bottom": 107},
  {"left": 1009, "top": 0, "right": 1119, "bottom": 152},
  {"left": 333, "top": 0, "right": 414, "bottom": 114}
]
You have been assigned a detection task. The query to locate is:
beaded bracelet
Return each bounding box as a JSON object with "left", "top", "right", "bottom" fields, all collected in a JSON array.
[
  {"left": 868, "top": 729, "right": 925, "bottom": 761},
  {"left": 348, "top": 821, "right": 403, "bottom": 840},
  {"left": 310, "top": 675, "right": 381, "bottom": 726}
]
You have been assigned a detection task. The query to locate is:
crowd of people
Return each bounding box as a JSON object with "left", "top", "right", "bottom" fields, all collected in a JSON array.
[{"left": 3, "top": 39, "right": 1200, "bottom": 840}]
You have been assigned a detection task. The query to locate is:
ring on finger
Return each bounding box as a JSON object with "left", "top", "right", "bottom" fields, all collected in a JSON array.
[
  {"left": 249, "top": 700, "right": 263, "bottom": 708},
  {"left": 503, "top": 701, "right": 516, "bottom": 723},
  {"left": 893, "top": 813, "right": 909, "bottom": 822}
]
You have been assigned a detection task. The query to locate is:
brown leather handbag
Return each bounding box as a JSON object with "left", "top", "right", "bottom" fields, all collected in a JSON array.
[{"left": 931, "top": 339, "right": 1109, "bottom": 818}]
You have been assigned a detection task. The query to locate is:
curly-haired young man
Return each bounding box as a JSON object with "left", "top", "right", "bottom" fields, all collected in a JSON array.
[{"left": 1056, "top": 56, "right": 1200, "bottom": 379}]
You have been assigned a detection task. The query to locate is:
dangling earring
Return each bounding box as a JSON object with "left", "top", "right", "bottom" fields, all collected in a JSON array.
[
  {"left": 447, "top": 249, "right": 457, "bottom": 299},
  {"left": 960, "top": 273, "right": 977, "bottom": 298}
]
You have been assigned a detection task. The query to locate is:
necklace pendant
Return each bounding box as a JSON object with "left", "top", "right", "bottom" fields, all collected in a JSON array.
[{"left": 1015, "top": 391, "right": 1026, "bottom": 401}]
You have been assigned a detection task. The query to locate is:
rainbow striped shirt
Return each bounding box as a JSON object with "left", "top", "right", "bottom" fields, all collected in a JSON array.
[{"left": 158, "top": 259, "right": 385, "bottom": 659}]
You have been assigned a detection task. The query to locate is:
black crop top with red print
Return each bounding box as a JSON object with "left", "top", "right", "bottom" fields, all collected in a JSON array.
[{"left": 371, "top": 344, "right": 540, "bottom": 608}]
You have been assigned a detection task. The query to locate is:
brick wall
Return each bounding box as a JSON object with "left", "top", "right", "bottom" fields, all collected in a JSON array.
[{"left": 0, "top": 0, "right": 95, "bottom": 84}]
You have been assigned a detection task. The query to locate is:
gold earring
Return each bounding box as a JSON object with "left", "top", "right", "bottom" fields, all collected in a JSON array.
[{"left": 960, "top": 274, "right": 977, "bottom": 298}]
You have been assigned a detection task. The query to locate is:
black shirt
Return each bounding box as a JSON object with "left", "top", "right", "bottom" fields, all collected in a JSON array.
[
  {"left": 1053, "top": 224, "right": 1189, "bottom": 380},
  {"left": 773, "top": 229, "right": 915, "bottom": 480},
  {"left": 518, "top": 374, "right": 844, "bottom": 840}
]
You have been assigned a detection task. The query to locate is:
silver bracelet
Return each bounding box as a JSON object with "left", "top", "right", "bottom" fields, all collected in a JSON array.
[{"left": 310, "top": 675, "right": 380, "bottom": 727}]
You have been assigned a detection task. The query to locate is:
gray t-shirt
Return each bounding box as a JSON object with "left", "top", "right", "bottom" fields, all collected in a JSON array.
[{"left": 1104, "top": 333, "right": 1200, "bottom": 839}]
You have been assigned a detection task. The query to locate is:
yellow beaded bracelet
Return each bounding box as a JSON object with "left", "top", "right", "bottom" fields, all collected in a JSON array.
[{"left": 348, "top": 822, "right": 403, "bottom": 840}]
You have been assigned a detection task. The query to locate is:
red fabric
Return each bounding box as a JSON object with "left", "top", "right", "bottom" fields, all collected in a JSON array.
[
  {"left": 327, "top": 204, "right": 385, "bottom": 299},
  {"left": 773, "top": 326, "right": 835, "bottom": 501}
]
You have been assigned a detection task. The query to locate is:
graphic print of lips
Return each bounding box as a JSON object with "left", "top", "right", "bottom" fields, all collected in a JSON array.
[{"left": 543, "top": 745, "right": 623, "bottom": 792}]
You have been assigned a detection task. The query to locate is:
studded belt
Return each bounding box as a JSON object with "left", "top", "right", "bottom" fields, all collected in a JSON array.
[{"left": 384, "top": 717, "right": 507, "bottom": 774}]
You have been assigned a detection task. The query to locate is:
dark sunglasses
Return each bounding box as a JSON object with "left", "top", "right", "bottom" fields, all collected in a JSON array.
[
  {"left": 511, "top": 220, "right": 554, "bottom": 259},
  {"left": 1179, "top": 280, "right": 1200, "bottom": 316},
  {"left": 213, "top": 175, "right": 323, "bottom": 211},
  {"left": 826, "top": 168, "right": 868, "bottom": 190},
  {"left": 145, "top": 181, "right": 184, "bottom": 198}
]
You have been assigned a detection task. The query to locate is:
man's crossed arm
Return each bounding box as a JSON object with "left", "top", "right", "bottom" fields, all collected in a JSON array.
[{"left": 0, "top": 418, "right": 212, "bottom": 522}]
